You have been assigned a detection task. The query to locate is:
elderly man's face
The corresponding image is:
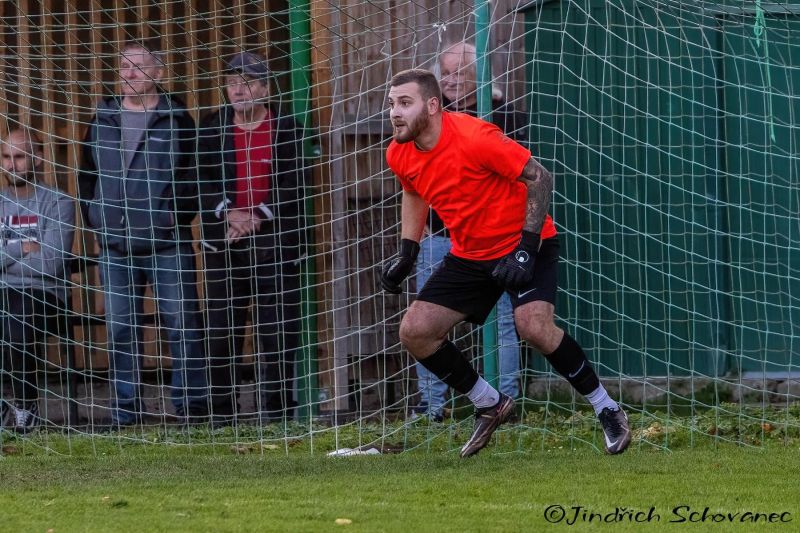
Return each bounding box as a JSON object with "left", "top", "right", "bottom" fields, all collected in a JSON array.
[
  {"left": 119, "top": 48, "right": 163, "bottom": 97},
  {"left": 439, "top": 51, "right": 477, "bottom": 109},
  {"left": 1, "top": 130, "right": 40, "bottom": 187},
  {"left": 225, "top": 74, "right": 269, "bottom": 115}
]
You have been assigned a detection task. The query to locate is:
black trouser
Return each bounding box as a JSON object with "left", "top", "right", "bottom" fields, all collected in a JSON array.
[
  {"left": 0, "top": 287, "right": 64, "bottom": 405},
  {"left": 203, "top": 247, "right": 302, "bottom": 418}
]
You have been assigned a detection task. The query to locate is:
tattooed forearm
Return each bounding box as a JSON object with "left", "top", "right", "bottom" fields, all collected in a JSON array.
[{"left": 519, "top": 157, "right": 553, "bottom": 234}]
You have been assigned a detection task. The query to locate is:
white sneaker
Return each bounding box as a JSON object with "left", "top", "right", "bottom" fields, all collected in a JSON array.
[{"left": 12, "top": 402, "right": 39, "bottom": 434}]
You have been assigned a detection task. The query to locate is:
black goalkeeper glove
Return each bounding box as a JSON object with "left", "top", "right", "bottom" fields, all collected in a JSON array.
[
  {"left": 491, "top": 231, "right": 541, "bottom": 290},
  {"left": 381, "top": 239, "right": 420, "bottom": 294}
]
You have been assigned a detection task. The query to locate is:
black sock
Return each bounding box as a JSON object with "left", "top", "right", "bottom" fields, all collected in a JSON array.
[
  {"left": 542, "top": 333, "right": 599, "bottom": 396},
  {"left": 417, "top": 340, "right": 479, "bottom": 395}
]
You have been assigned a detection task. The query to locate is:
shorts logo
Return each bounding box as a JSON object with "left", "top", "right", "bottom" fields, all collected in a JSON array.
[
  {"left": 514, "top": 250, "right": 530, "bottom": 263},
  {"left": 518, "top": 288, "right": 536, "bottom": 299}
]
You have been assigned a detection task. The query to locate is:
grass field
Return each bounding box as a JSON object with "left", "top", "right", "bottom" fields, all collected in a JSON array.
[
  {"left": 2, "top": 408, "right": 799, "bottom": 532},
  {"left": 1, "top": 447, "right": 798, "bottom": 532}
]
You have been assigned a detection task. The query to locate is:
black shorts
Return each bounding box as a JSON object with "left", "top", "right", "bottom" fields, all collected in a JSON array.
[{"left": 416, "top": 237, "right": 559, "bottom": 325}]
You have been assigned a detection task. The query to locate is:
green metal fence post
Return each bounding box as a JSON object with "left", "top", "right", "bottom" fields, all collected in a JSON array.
[
  {"left": 475, "top": 0, "right": 499, "bottom": 389},
  {"left": 288, "top": 0, "right": 319, "bottom": 420}
]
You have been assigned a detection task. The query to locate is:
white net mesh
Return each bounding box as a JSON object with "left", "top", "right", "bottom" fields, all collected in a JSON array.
[{"left": 0, "top": 0, "right": 799, "bottom": 454}]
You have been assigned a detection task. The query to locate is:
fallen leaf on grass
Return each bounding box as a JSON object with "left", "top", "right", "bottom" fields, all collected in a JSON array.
[
  {"left": 335, "top": 518, "right": 353, "bottom": 525},
  {"left": 641, "top": 423, "right": 664, "bottom": 439}
]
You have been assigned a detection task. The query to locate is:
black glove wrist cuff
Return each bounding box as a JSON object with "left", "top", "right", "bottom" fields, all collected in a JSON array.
[
  {"left": 520, "top": 230, "right": 541, "bottom": 252},
  {"left": 399, "top": 238, "right": 420, "bottom": 259}
]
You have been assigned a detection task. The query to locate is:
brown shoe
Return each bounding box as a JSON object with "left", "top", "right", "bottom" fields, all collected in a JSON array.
[{"left": 459, "top": 394, "right": 514, "bottom": 458}]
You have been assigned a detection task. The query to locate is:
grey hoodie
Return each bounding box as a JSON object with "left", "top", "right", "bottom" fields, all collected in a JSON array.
[{"left": 0, "top": 183, "right": 75, "bottom": 301}]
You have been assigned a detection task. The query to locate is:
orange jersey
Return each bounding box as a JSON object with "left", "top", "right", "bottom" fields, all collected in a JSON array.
[{"left": 387, "top": 111, "right": 557, "bottom": 260}]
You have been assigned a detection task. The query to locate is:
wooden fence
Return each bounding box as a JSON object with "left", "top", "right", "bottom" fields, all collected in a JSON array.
[{"left": 0, "top": 0, "right": 530, "bottom": 411}]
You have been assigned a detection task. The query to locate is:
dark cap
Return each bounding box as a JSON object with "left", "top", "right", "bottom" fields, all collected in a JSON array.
[{"left": 226, "top": 51, "right": 271, "bottom": 80}]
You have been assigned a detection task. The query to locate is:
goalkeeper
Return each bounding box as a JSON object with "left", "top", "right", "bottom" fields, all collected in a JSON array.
[{"left": 383, "top": 69, "right": 630, "bottom": 457}]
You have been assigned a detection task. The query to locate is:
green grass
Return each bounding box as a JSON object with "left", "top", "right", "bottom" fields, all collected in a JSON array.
[
  {"left": 1, "top": 447, "right": 798, "bottom": 532},
  {"left": 0, "top": 430, "right": 800, "bottom": 533},
  {"left": 2, "top": 405, "right": 799, "bottom": 531},
  {"left": 4, "top": 402, "right": 800, "bottom": 457}
]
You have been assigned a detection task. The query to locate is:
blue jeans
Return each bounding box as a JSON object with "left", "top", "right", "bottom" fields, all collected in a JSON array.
[
  {"left": 414, "top": 235, "right": 520, "bottom": 416},
  {"left": 100, "top": 244, "right": 208, "bottom": 423}
]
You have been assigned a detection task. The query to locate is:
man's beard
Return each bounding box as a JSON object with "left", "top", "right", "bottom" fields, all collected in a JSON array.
[
  {"left": 393, "top": 110, "right": 429, "bottom": 144},
  {"left": 2, "top": 171, "right": 31, "bottom": 188}
]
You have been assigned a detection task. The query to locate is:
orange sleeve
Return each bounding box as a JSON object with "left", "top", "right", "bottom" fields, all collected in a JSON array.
[
  {"left": 396, "top": 175, "right": 416, "bottom": 192},
  {"left": 471, "top": 121, "right": 531, "bottom": 181},
  {"left": 386, "top": 141, "right": 417, "bottom": 192}
]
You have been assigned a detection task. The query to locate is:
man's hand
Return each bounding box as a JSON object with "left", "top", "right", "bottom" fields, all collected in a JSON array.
[
  {"left": 21, "top": 241, "right": 41, "bottom": 255},
  {"left": 381, "top": 239, "right": 420, "bottom": 294},
  {"left": 491, "top": 231, "right": 540, "bottom": 290},
  {"left": 226, "top": 208, "right": 263, "bottom": 243}
]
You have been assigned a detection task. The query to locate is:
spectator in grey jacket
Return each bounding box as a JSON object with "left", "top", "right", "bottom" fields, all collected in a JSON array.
[
  {"left": 77, "top": 41, "right": 207, "bottom": 427},
  {"left": 0, "top": 127, "right": 74, "bottom": 433}
]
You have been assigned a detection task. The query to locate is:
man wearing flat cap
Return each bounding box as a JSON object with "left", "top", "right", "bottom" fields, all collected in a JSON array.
[{"left": 198, "top": 51, "right": 309, "bottom": 425}]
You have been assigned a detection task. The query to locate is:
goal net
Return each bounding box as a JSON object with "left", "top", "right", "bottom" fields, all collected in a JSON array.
[{"left": 0, "top": 0, "right": 798, "bottom": 455}]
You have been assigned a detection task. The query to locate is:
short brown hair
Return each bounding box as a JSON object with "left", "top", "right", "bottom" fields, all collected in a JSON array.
[{"left": 389, "top": 68, "right": 442, "bottom": 103}]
